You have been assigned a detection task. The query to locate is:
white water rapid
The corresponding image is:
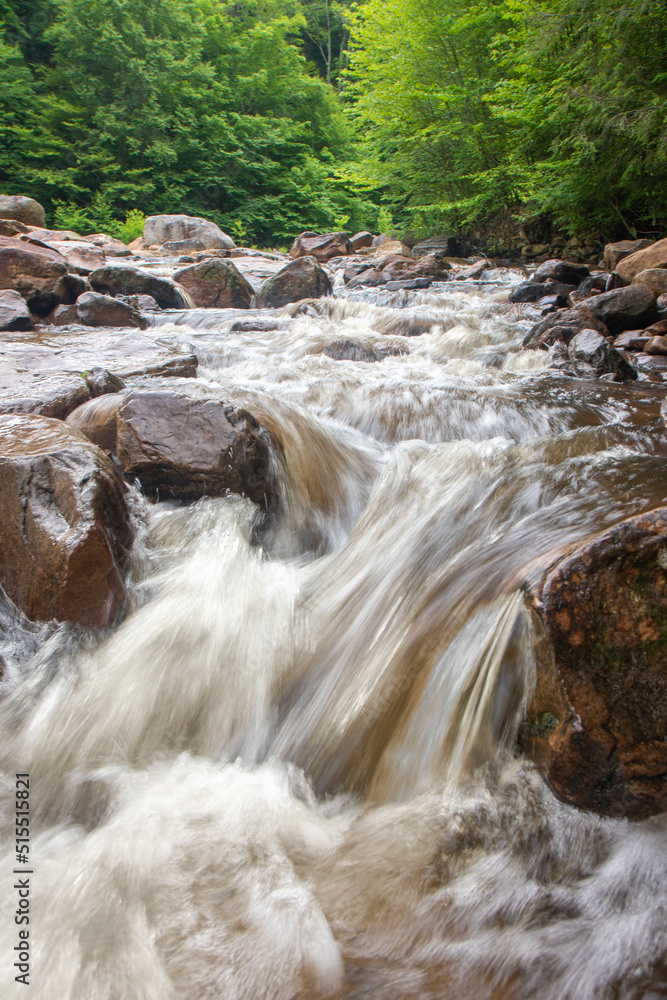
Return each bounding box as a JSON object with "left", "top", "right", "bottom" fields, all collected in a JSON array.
[{"left": 1, "top": 275, "right": 667, "bottom": 999}]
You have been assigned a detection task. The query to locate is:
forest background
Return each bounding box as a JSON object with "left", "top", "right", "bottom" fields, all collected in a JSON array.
[{"left": 1, "top": 0, "right": 665, "bottom": 249}]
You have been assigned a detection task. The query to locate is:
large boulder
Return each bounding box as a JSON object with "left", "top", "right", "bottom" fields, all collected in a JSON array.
[
  {"left": 580, "top": 283, "right": 657, "bottom": 335},
  {"left": 143, "top": 215, "right": 235, "bottom": 251},
  {"left": 255, "top": 256, "right": 332, "bottom": 308},
  {"left": 533, "top": 259, "right": 590, "bottom": 285},
  {"left": 289, "top": 231, "right": 352, "bottom": 262},
  {"left": 521, "top": 507, "right": 667, "bottom": 820},
  {"left": 0, "top": 414, "right": 134, "bottom": 627},
  {"left": 116, "top": 391, "right": 273, "bottom": 507},
  {"left": 616, "top": 237, "right": 667, "bottom": 282},
  {"left": 75, "top": 291, "right": 145, "bottom": 328},
  {"left": 567, "top": 329, "right": 636, "bottom": 380},
  {"left": 0, "top": 195, "right": 45, "bottom": 228},
  {"left": 603, "top": 239, "right": 654, "bottom": 271},
  {"left": 523, "top": 306, "right": 609, "bottom": 349},
  {"left": 0, "top": 289, "right": 32, "bottom": 330},
  {"left": 173, "top": 259, "right": 254, "bottom": 308},
  {"left": 89, "top": 265, "right": 191, "bottom": 309},
  {"left": 0, "top": 235, "right": 69, "bottom": 314},
  {"left": 634, "top": 268, "right": 667, "bottom": 298}
]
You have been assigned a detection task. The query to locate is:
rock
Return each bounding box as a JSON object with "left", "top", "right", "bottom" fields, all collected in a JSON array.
[
  {"left": 0, "top": 414, "right": 134, "bottom": 626},
  {"left": 411, "top": 235, "right": 460, "bottom": 258},
  {"left": 322, "top": 339, "right": 382, "bottom": 362},
  {"left": 616, "top": 238, "right": 667, "bottom": 283},
  {"left": 349, "top": 232, "right": 374, "bottom": 252},
  {"left": 66, "top": 394, "right": 124, "bottom": 452},
  {"left": 645, "top": 320, "right": 667, "bottom": 337},
  {"left": 533, "top": 259, "right": 590, "bottom": 285},
  {"left": 509, "top": 281, "right": 548, "bottom": 304},
  {"left": 118, "top": 293, "right": 161, "bottom": 311},
  {"left": 289, "top": 231, "right": 352, "bottom": 262},
  {"left": 567, "top": 329, "right": 637, "bottom": 380},
  {"left": 0, "top": 219, "right": 30, "bottom": 238},
  {"left": 634, "top": 353, "right": 667, "bottom": 372},
  {"left": 0, "top": 235, "right": 69, "bottom": 314},
  {"left": 0, "top": 195, "right": 45, "bottom": 228},
  {"left": 0, "top": 375, "right": 90, "bottom": 420},
  {"left": 0, "top": 289, "right": 32, "bottom": 331},
  {"left": 84, "top": 368, "right": 126, "bottom": 397},
  {"left": 543, "top": 279, "right": 577, "bottom": 299},
  {"left": 581, "top": 283, "right": 658, "bottom": 335},
  {"left": 255, "top": 257, "right": 332, "bottom": 308},
  {"left": 89, "top": 265, "right": 191, "bottom": 309},
  {"left": 343, "top": 260, "right": 374, "bottom": 283},
  {"left": 603, "top": 239, "right": 654, "bottom": 271},
  {"left": 634, "top": 268, "right": 667, "bottom": 298},
  {"left": 159, "top": 238, "right": 206, "bottom": 256},
  {"left": 143, "top": 215, "right": 234, "bottom": 251},
  {"left": 657, "top": 294, "right": 667, "bottom": 320},
  {"left": 523, "top": 307, "right": 609, "bottom": 349},
  {"left": 75, "top": 291, "right": 145, "bottom": 328},
  {"left": 116, "top": 391, "right": 272, "bottom": 506},
  {"left": 127, "top": 236, "right": 146, "bottom": 252},
  {"left": 411, "top": 253, "right": 451, "bottom": 280},
  {"left": 521, "top": 507, "right": 667, "bottom": 819},
  {"left": 374, "top": 240, "right": 414, "bottom": 259},
  {"left": 47, "top": 303, "right": 79, "bottom": 326},
  {"left": 645, "top": 336, "right": 667, "bottom": 356},
  {"left": 345, "top": 268, "right": 386, "bottom": 289},
  {"left": 456, "top": 259, "right": 492, "bottom": 280},
  {"left": 0, "top": 585, "right": 58, "bottom": 683},
  {"left": 613, "top": 331, "right": 651, "bottom": 351},
  {"left": 174, "top": 259, "right": 254, "bottom": 309},
  {"left": 385, "top": 278, "right": 432, "bottom": 290}
]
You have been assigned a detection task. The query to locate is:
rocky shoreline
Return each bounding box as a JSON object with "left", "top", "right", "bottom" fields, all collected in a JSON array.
[{"left": 1, "top": 193, "right": 667, "bottom": 822}]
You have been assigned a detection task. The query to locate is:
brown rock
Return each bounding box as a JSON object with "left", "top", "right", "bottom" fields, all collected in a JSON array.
[
  {"left": 143, "top": 215, "right": 234, "bottom": 251},
  {"left": 456, "top": 259, "right": 492, "bottom": 280},
  {"left": 255, "top": 257, "right": 332, "bottom": 308},
  {"left": 0, "top": 235, "right": 69, "bottom": 314},
  {"left": 345, "top": 268, "right": 386, "bottom": 289},
  {"left": 173, "top": 259, "right": 254, "bottom": 309},
  {"left": 613, "top": 331, "right": 651, "bottom": 351},
  {"left": 645, "top": 336, "right": 667, "bottom": 356},
  {"left": 0, "top": 195, "right": 45, "bottom": 228},
  {"left": 289, "top": 231, "right": 352, "bottom": 262},
  {"left": 521, "top": 507, "right": 667, "bottom": 820},
  {"left": 616, "top": 238, "right": 667, "bottom": 282},
  {"left": 411, "top": 235, "right": 460, "bottom": 258},
  {"left": 523, "top": 307, "right": 609, "bottom": 349},
  {"left": 84, "top": 368, "right": 125, "bottom": 397},
  {"left": 321, "top": 339, "right": 382, "bottom": 362},
  {"left": 0, "top": 414, "right": 134, "bottom": 626},
  {"left": 0, "top": 289, "right": 32, "bottom": 331},
  {"left": 75, "top": 291, "right": 146, "bottom": 328},
  {"left": 89, "top": 265, "right": 192, "bottom": 309},
  {"left": 411, "top": 253, "right": 452, "bottom": 280},
  {"left": 0, "top": 219, "right": 30, "bottom": 238},
  {"left": 533, "top": 259, "right": 590, "bottom": 285},
  {"left": 66, "top": 394, "right": 124, "bottom": 452},
  {"left": 349, "top": 232, "right": 374, "bottom": 252},
  {"left": 633, "top": 268, "right": 667, "bottom": 298},
  {"left": 603, "top": 239, "right": 654, "bottom": 271},
  {"left": 581, "top": 283, "right": 658, "bottom": 335},
  {"left": 116, "top": 391, "right": 273, "bottom": 507}
]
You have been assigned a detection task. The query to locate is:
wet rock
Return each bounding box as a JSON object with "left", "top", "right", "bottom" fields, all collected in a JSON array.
[
  {"left": 603, "top": 239, "right": 654, "bottom": 271},
  {"left": 174, "top": 259, "right": 254, "bottom": 309},
  {"left": 0, "top": 235, "right": 69, "bottom": 314},
  {"left": 350, "top": 232, "right": 374, "bottom": 252},
  {"left": 0, "top": 585, "right": 58, "bottom": 683},
  {"left": 645, "top": 336, "right": 667, "bottom": 356},
  {"left": 47, "top": 303, "right": 79, "bottom": 326},
  {"left": 116, "top": 391, "right": 272, "bottom": 507},
  {"left": 567, "top": 329, "right": 637, "bottom": 380},
  {"left": 228, "top": 317, "right": 288, "bottom": 334},
  {"left": 581, "top": 283, "right": 658, "bottom": 335},
  {"left": 616, "top": 238, "right": 667, "bottom": 283},
  {"left": 634, "top": 353, "right": 667, "bottom": 373},
  {"left": 0, "top": 289, "right": 32, "bottom": 330},
  {"left": 533, "top": 259, "right": 590, "bottom": 285},
  {"left": 0, "top": 194, "right": 45, "bottom": 228},
  {"left": 613, "top": 331, "right": 651, "bottom": 352},
  {"left": 159, "top": 238, "right": 206, "bottom": 256},
  {"left": 411, "top": 253, "right": 451, "bottom": 280},
  {"left": 289, "top": 231, "right": 352, "bottom": 262},
  {"left": 523, "top": 307, "right": 609, "bottom": 349},
  {"left": 509, "top": 281, "right": 548, "bottom": 304},
  {"left": 385, "top": 277, "right": 432, "bottom": 290},
  {"left": 373, "top": 240, "right": 414, "bottom": 259},
  {"left": 75, "top": 291, "right": 145, "bottom": 329},
  {"left": 543, "top": 279, "right": 577, "bottom": 299},
  {"left": 345, "top": 267, "right": 386, "bottom": 289},
  {"left": 322, "top": 339, "right": 382, "bottom": 362},
  {"left": 89, "top": 265, "right": 191, "bottom": 309},
  {"left": 84, "top": 368, "right": 126, "bottom": 397},
  {"left": 657, "top": 294, "right": 667, "bottom": 321},
  {"left": 0, "top": 375, "right": 90, "bottom": 420},
  {"left": 255, "top": 257, "right": 332, "bottom": 308},
  {"left": 457, "top": 259, "right": 492, "bottom": 280},
  {"left": 66, "top": 394, "right": 124, "bottom": 452},
  {"left": 118, "top": 293, "right": 160, "bottom": 311},
  {"left": 634, "top": 268, "right": 667, "bottom": 298},
  {"left": 521, "top": 507, "right": 667, "bottom": 820},
  {"left": 411, "top": 235, "right": 460, "bottom": 258},
  {"left": 143, "top": 215, "right": 235, "bottom": 251},
  {"left": 0, "top": 414, "right": 134, "bottom": 627},
  {"left": 343, "top": 260, "right": 374, "bottom": 283}
]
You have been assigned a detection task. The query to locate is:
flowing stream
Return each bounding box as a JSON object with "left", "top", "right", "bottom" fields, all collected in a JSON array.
[{"left": 1, "top": 275, "right": 667, "bottom": 998}]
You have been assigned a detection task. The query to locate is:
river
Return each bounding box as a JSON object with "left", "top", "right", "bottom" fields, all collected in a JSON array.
[{"left": 1, "top": 273, "right": 667, "bottom": 998}]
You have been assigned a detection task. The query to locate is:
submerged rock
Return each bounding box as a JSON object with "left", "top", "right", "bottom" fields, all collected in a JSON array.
[
  {"left": 116, "top": 391, "right": 273, "bottom": 507},
  {"left": 322, "top": 339, "right": 382, "bottom": 362},
  {"left": 0, "top": 414, "right": 134, "bottom": 627},
  {"left": 521, "top": 507, "right": 667, "bottom": 820}
]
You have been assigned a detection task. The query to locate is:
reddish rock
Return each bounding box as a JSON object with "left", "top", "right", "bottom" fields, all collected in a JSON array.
[
  {"left": 521, "top": 507, "right": 667, "bottom": 820},
  {"left": 345, "top": 267, "right": 386, "bottom": 289},
  {"left": 116, "top": 391, "right": 273, "bottom": 506},
  {"left": 645, "top": 336, "right": 667, "bottom": 356},
  {"left": 289, "top": 231, "right": 352, "bottom": 262},
  {"left": 457, "top": 259, "right": 492, "bottom": 280},
  {"left": 0, "top": 235, "right": 70, "bottom": 314},
  {"left": 634, "top": 268, "right": 667, "bottom": 298},
  {"left": 603, "top": 239, "right": 654, "bottom": 271},
  {"left": 0, "top": 414, "right": 134, "bottom": 626},
  {"left": 0, "top": 195, "right": 45, "bottom": 228},
  {"left": 174, "top": 259, "right": 254, "bottom": 308},
  {"left": 411, "top": 253, "right": 451, "bottom": 280},
  {"left": 613, "top": 331, "right": 651, "bottom": 351},
  {"left": 349, "top": 232, "right": 374, "bottom": 252},
  {"left": 616, "top": 238, "right": 667, "bottom": 283},
  {"left": 256, "top": 256, "right": 332, "bottom": 308}
]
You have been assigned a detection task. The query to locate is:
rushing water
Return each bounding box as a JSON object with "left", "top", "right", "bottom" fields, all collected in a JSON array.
[{"left": 2, "top": 276, "right": 667, "bottom": 999}]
